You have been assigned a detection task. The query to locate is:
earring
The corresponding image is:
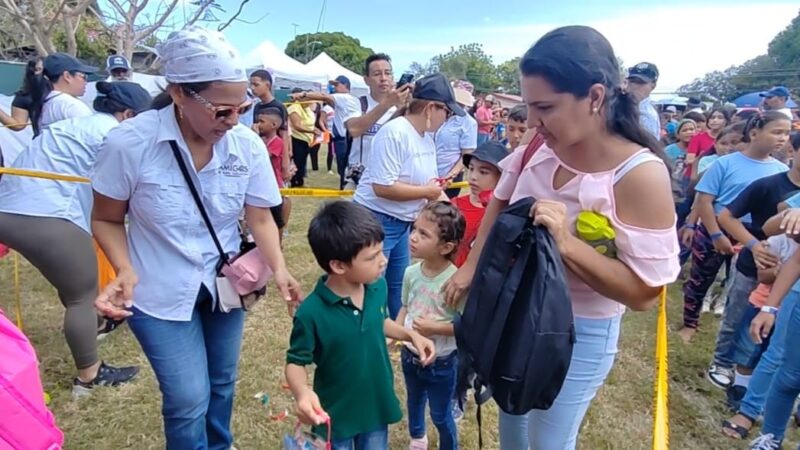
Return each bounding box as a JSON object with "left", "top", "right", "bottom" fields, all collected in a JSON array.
[
  {"left": 592, "top": 106, "right": 599, "bottom": 114},
  {"left": 178, "top": 106, "right": 184, "bottom": 120}
]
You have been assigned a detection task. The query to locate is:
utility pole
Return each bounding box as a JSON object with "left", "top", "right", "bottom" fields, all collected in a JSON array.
[{"left": 291, "top": 23, "right": 299, "bottom": 58}]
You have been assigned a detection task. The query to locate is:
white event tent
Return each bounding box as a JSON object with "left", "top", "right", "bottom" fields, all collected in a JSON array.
[
  {"left": 304, "top": 52, "right": 369, "bottom": 97},
  {"left": 243, "top": 41, "right": 328, "bottom": 91}
]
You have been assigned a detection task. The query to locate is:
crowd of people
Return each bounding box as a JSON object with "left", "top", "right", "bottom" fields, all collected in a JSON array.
[{"left": 1, "top": 19, "right": 800, "bottom": 450}]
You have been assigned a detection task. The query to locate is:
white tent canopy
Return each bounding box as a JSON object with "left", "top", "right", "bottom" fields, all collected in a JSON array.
[
  {"left": 243, "top": 41, "right": 328, "bottom": 91},
  {"left": 0, "top": 95, "right": 33, "bottom": 165},
  {"left": 305, "top": 52, "right": 369, "bottom": 97}
]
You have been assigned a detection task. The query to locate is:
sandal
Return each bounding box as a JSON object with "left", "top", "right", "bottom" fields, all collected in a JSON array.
[{"left": 722, "top": 418, "right": 751, "bottom": 440}]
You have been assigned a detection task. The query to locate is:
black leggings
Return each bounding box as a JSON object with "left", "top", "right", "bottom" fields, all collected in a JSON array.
[
  {"left": 309, "top": 145, "right": 320, "bottom": 171},
  {"left": 0, "top": 212, "right": 99, "bottom": 369},
  {"left": 326, "top": 145, "right": 334, "bottom": 171},
  {"left": 291, "top": 138, "right": 311, "bottom": 187}
]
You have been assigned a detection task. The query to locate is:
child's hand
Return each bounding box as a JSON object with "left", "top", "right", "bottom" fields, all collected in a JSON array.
[
  {"left": 294, "top": 389, "right": 327, "bottom": 426},
  {"left": 412, "top": 318, "right": 438, "bottom": 338},
  {"left": 750, "top": 311, "right": 776, "bottom": 344},
  {"left": 410, "top": 332, "right": 436, "bottom": 366}
]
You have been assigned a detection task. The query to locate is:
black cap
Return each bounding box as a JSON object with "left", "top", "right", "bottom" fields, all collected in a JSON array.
[
  {"left": 96, "top": 81, "right": 152, "bottom": 113},
  {"left": 412, "top": 73, "right": 465, "bottom": 116},
  {"left": 106, "top": 55, "right": 131, "bottom": 71},
  {"left": 627, "top": 62, "right": 659, "bottom": 83},
  {"left": 43, "top": 53, "right": 97, "bottom": 79},
  {"left": 463, "top": 140, "right": 507, "bottom": 170}
]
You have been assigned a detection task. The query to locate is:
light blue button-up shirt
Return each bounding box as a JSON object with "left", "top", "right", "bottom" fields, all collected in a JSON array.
[
  {"left": 434, "top": 114, "right": 478, "bottom": 177},
  {"left": 91, "top": 106, "right": 282, "bottom": 321},
  {"left": 0, "top": 113, "right": 120, "bottom": 234},
  {"left": 639, "top": 97, "right": 661, "bottom": 140}
]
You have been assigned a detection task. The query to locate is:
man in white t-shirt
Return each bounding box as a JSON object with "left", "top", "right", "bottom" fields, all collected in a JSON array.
[
  {"left": 299, "top": 56, "right": 411, "bottom": 188},
  {"left": 761, "top": 86, "right": 795, "bottom": 120}
]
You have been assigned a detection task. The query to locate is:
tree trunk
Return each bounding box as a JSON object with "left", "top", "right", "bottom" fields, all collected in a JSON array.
[{"left": 62, "top": 16, "right": 79, "bottom": 56}]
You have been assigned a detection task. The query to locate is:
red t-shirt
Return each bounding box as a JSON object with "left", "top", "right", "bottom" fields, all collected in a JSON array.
[
  {"left": 685, "top": 131, "right": 715, "bottom": 177},
  {"left": 263, "top": 135, "right": 285, "bottom": 188},
  {"left": 453, "top": 195, "right": 486, "bottom": 267}
]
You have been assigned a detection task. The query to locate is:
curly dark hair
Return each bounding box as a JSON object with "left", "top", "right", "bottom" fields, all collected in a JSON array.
[{"left": 419, "top": 201, "right": 466, "bottom": 260}]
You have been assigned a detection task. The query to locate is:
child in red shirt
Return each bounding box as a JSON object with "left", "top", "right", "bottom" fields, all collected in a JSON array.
[
  {"left": 452, "top": 141, "right": 507, "bottom": 267},
  {"left": 256, "top": 107, "right": 291, "bottom": 237}
]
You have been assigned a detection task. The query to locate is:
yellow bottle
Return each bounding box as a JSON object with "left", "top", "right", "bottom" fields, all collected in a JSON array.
[{"left": 576, "top": 211, "right": 617, "bottom": 258}]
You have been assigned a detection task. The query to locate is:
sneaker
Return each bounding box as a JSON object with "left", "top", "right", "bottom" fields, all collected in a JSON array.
[
  {"left": 701, "top": 299, "right": 712, "bottom": 314},
  {"left": 72, "top": 361, "right": 139, "bottom": 397},
  {"left": 727, "top": 385, "right": 747, "bottom": 412},
  {"left": 328, "top": 170, "right": 335, "bottom": 175},
  {"left": 452, "top": 401, "right": 464, "bottom": 423},
  {"left": 707, "top": 364, "right": 734, "bottom": 389},
  {"left": 749, "top": 433, "right": 782, "bottom": 450},
  {"left": 409, "top": 436, "right": 428, "bottom": 450},
  {"left": 96, "top": 317, "right": 125, "bottom": 341}
]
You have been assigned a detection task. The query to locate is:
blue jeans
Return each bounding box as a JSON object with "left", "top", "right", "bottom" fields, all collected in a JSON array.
[
  {"left": 332, "top": 132, "right": 349, "bottom": 190},
  {"left": 331, "top": 426, "right": 388, "bottom": 450},
  {"left": 127, "top": 285, "right": 245, "bottom": 450},
  {"left": 369, "top": 209, "right": 411, "bottom": 319},
  {"left": 739, "top": 291, "right": 800, "bottom": 420},
  {"left": 712, "top": 271, "right": 758, "bottom": 369},
  {"left": 760, "top": 294, "right": 800, "bottom": 440},
  {"left": 401, "top": 348, "right": 458, "bottom": 450},
  {"left": 477, "top": 133, "right": 490, "bottom": 146},
  {"left": 498, "top": 315, "right": 621, "bottom": 450},
  {"left": 732, "top": 305, "right": 771, "bottom": 369}
]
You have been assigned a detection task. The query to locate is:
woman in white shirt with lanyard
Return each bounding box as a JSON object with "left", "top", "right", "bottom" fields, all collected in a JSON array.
[
  {"left": 29, "top": 53, "right": 96, "bottom": 136},
  {"left": 0, "top": 81, "right": 151, "bottom": 395},
  {"left": 354, "top": 73, "right": 463, "bottom": 319},
  {"left": 91, "top": 27, "right": 302, "bottom": 450}
]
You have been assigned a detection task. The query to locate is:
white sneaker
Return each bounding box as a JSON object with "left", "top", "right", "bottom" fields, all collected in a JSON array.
[
  {"left": 707, "top": 364, "right": 734, "bottom": 389},
  {"left": 409, "top": 436, "right": 428, "bottom": 450},
  {"left": 701, "top": 298, "right": 712, "bottom": 314},
  {"left": 714, "top": 301, "right": 725, "bottom": 317}
]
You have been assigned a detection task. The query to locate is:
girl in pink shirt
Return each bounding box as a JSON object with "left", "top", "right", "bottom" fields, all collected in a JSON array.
[{"left": 443, "top": 26, "right": 679, "bottom": 449}]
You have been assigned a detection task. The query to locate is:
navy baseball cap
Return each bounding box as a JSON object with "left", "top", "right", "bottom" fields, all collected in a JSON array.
[
  {"left": 330, "top": 75, "right": 351, "bottom": 89},
  {"left": 106, "top": 55, "right": 131, "bottom": 71},
  {"left": 627, "top": 62, "right": 659, "bottom": 83},
  {"left": 95, "top": 81, "right": 151, "bottom": 113},
  {"left": 43, "top": 53, "right": 97, "bottom": 79},
  {"left": 463, "top": 141, "right": 507, "bottom": 170},
  {"left": 761, "top": 86, "right": 790, "bottom": 98},
  {"left": 412, "top": 73, "right": 465, "bottom": 116}
]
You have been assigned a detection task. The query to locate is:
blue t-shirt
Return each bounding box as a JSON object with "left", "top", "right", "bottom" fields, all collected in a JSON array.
[
  {"left": 695, "top": 152, "right": 788, "bottom": 220},
  {"left": 664, "top": 143, "right": 686, "bottom": 164}
]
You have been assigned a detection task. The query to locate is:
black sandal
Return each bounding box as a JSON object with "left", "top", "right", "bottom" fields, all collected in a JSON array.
[{"left": 722, "top": 419, "right": 750, "bottom": 439}]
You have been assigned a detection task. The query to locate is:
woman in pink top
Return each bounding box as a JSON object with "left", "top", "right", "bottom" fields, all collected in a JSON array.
[{"left": 443, "top": 26, "right": 680, "bottom": 449}]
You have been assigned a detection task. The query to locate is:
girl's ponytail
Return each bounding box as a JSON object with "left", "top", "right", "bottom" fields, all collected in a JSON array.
[
  {"left": 741, "top": 110, "right": 790, "bottom": 143},
  {"left": 29, "top": 74, "right": 53, "bottom": 137}
]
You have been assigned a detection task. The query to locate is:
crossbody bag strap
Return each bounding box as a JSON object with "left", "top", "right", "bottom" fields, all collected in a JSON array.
[
  {"left": 359, "top": 96, "right": 369, "bottom": 164},
  {"left": 169, "top": 140, "right": 229, "bottom": 265}
]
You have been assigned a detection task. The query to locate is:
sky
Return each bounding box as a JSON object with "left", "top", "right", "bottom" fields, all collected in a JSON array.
[{"left": 171, "top": 0, "right": 798, "bottom": 93}]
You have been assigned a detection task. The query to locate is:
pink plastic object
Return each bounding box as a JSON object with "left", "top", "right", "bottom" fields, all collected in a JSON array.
[
  {"left": 220, "top": 248, "right": 273, "bottom": 296},
  {"left": 0, "top": 243, "right": 9, "bottom": 259},
  {"left": 0, "top": 308, "right": 64, "bottom": 450}
]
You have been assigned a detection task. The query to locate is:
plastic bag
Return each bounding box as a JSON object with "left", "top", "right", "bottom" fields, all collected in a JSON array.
[{"left": 283, "top": 419, "right": 331, "bottom": 450}]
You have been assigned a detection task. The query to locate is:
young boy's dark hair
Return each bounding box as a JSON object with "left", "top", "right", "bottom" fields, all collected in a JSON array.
[
  {"left": 508, "top": 105, "right": 527, "bottom": 123},
  {"left": 790, "top": 132, "right": 800, "bottom": 152},
  {"left": 308, "top": 201, "right": 385, "bottom": 272},
  {"left": 256, "top": 106, "right": 284, "bottom": 130},
  {"left": 419, "top": 201, "right": 466, "bottom": 260},
  {"left": 682, "top": 111, "right": 706, "bottom": 125}
]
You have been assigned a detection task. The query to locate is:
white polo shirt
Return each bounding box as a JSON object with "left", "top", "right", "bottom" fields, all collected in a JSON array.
[
  {"left": 354, "top": 117, "right": 437, "bottom": 222},
  {"left": 0, "top": 113, "right": 119, "bottom": 234},
  {"left": 91, "top": 105, "right": 282, "bottom": 321},
  {"left": 435, "top": 114, "right": 478, "bottom": 177},
  {"left": 39, "top": 91, "right": 93, "bottom": 131},
  {"left": 330, "top": 93, "right": 360, "bottom": 137}
]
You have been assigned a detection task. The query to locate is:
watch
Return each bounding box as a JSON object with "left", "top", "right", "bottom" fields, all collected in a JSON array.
[{"left": 760, "top": 306, "right": 779, "bottom": 315}]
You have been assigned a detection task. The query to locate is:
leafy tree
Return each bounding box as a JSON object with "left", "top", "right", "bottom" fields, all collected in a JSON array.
[
  {"left": 496, "top": 57, "right": 520, "bottom": 94},
  {"left": 429, "top": 43, "right": 500, "bottom": 93},
  {"left": 677, "top": 67, "right": 739, "bottom": 101},
  {"left": 285, "top": 32, "right": 374, "bottom": 73}
]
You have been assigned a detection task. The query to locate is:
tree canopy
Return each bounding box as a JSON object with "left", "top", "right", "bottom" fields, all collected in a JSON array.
[{"left": 285, "top": 32, "right": 374, "bottom": 74}]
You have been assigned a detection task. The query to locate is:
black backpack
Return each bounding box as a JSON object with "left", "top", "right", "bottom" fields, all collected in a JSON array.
[{"left": 454, "top": 197, "right": 575, "bottom": 441}]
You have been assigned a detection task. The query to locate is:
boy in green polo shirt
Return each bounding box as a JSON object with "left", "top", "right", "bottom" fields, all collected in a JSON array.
[{"left": 286, "top": 201, "right": 436, "bottom": 449}]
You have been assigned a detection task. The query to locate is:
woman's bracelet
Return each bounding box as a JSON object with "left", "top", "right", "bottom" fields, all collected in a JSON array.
[
  {"left": 710, "top": 232, "right": 724, "bottom": 241},
  {"left": 745, "top": 239, "right": 759, "bottom": 250},
  {"left": 685, "top": 223, "right": 697, "bottom": 230}
]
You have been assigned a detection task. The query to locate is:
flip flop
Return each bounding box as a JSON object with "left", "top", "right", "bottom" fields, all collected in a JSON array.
[{"left": 722, "top": 419, "right": 750, "bottom": 440}]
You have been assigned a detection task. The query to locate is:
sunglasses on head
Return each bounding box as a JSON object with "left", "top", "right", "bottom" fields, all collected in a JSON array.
[{"left": 185, "top": 88, "right": 253, "bottom": 121}]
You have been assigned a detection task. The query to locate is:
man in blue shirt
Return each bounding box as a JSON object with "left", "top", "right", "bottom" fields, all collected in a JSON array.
[{"left": 625, "top": 62, "right": 661, "bottom": 140}]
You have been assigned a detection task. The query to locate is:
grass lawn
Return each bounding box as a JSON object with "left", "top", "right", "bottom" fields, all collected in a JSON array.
[{"left": 2, "top": 164, "right": 799, "bottom": 449}]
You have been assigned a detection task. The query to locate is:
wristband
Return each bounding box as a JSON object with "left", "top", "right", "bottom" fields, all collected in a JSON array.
[
  {"left": 710, "top": 232, "right": 724, "bottom": 241},
  {"left": 745, "top": 239, "right": 759, "bottom": 250},
  {"left": 685, "top": 223, "right": 697, "bottom": 230},
  {"left": 760, "top": 306, "right": 779, "bottom": 315}
]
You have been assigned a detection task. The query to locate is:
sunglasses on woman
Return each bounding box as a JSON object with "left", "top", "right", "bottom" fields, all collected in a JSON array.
[
  {"left": 432, "top": 102, "right": 453, "bottom": 119},
  {"left": 185, "top": 88, "right": 253, "bottom": 121}
]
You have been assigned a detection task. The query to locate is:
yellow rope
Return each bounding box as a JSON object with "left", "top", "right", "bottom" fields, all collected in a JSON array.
[
  {"left": 653, "top": 287, "right": 669, "bottom": 450},
  {"left": 13, "top": 251, "right": 22, "bottom": 331},
  {"left": 0, "top": 167, "right": 468, "bottom": 197}
]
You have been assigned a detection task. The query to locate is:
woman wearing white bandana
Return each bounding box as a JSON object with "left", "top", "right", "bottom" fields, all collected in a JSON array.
[{"left": 91, "top": 27, "right": 302, "bottom": 449}]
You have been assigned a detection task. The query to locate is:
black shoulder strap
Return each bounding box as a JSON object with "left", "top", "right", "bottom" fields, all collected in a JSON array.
[
  {"left": 358, "top": 96, "right": 369, "bottom": 164},
  {"left": 169, "top": 140, "right": 228, "bottom": 265}
]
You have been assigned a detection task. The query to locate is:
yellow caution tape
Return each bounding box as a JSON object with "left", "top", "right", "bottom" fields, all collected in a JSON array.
[
  {"left": 0, "top": 168, "right": 469, "bottom": 197},
  {"left": 653, "top": 287, "right": 669, "bottom": 450}
]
